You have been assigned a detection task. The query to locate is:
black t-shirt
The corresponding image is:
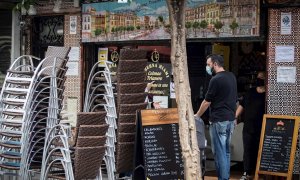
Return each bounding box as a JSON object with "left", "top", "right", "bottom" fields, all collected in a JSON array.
[
  {"left": 240, "top": 88, "right": 265, "bottom": 133},
  {"left": 205, "top": 71, "right": 237, "bottom": 123}
]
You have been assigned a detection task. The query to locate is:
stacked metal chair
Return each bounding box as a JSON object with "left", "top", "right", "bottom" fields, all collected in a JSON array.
[
  {"left": 83, "top": 60, "right": 117, "bottom": 180},
  {"left": 40, "top": 103, "right": 110, "bottom": 179},
  {"left": 41, "top": 113, "right": 110, "bottom": 180},
  {"left": 22, "top": 46, "right": 71, "bottom": 178},
  {"left": 39, "top": 58, "right": 115, "bottom": 180},
  {"left": 40, "top": 112, "right": 108, "bottom": 180},
  {"left": 74, "top": 112, "right": 108, "bottom": 180},
  {"left": 0, "top": 55, "right": 40, "bottom": 177},
  {"left": 0, "top": 46, "right": 71, "bottom": 179},
  {"left": 116, "top": 49, "right": 148, "bottom": 174},
  {"left": 40, "top": 124, "right": 74, "bottom": 180}
]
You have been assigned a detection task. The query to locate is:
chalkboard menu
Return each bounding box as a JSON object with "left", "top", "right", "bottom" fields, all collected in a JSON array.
[
  {"left": 133, "top": 108, "right": 184, "bottom": 180},
  {"left": 259, "top": 118, "right": 294, "bottom": 172},
  {"left": 143, "top": 124, "right": 183, "bottom": 179},
  {"left": 255, "top": 115, "right": 300, "bottom": 180}
]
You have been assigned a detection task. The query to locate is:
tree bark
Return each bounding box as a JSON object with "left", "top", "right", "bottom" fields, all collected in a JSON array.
[{"left": 166, "top": 0, "right": 201, "bottom": 179}]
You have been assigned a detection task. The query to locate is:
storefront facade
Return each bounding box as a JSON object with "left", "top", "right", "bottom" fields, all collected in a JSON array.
[
  {"left": 0, "top": 0, "right": 299, "bottom": 178},
  {"left": 80, "top": 0, "right": 300, "bottom": 175},
  {"left": 77, "top": 4, "right": 264, "bottom": 174}
]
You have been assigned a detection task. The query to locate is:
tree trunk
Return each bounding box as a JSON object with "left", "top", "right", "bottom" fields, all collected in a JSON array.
[{"left": 166, "top": 0, "right": 201, "bottom": 179}]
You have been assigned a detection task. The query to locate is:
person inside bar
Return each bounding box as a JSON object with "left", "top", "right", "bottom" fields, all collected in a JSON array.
[
  {"left": 235, "top": 71, "right": 266, "bottom": 180},
  {"left": 145, "top": 81, "right": 161, "bottom": 109}
]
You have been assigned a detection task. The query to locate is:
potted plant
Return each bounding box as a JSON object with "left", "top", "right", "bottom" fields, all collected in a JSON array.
[{"left": 14, "top": 0, "right": 37, "bottom": 15}]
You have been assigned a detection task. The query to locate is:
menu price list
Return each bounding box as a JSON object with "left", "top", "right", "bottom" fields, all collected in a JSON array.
[
  {"left": 142, "top": 124, "right": 184, "bottom": 180},
  {"left": 259, "top": 119, "right": 294, "bottom": 173}
]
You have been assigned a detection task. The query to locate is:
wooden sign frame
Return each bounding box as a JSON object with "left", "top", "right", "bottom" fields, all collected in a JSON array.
[
  {"left": 254, "top": 114, "right": 300, "bottom": 180},
  {"left": 140, "top": 108, "right": 179, "bottom": 126}
]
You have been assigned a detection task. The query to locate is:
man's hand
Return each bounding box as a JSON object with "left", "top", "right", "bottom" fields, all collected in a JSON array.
[
  {"left": 234, "top": 119, "right": 237, "bottom": 126},
  {"left": 146, "top": 81, "right": 155, "bottom": 92},
  {"left": 194, "top": 114, "right": 201, "bottom": 120}
]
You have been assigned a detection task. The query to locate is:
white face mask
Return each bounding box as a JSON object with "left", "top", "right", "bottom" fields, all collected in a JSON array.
[{"left": 206, "top": 65, "right": 212, "bottom": 75}]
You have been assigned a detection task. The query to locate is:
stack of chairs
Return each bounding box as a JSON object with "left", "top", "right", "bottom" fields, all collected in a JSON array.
[
  {"left": 40, "top": 124, "right": 74, "bottom": 180},
  {"left": 37, "top": 51, "right": 114, "bottom": 180},
  {"left": 37, "top": 57, "right": 116, "bottom": 180},
  {"left": 21, "top": 46, "right": 71, "bottom": 178},
  {"left": 0, "top": 55, "right": 40, "bottom": 177},
  {"left": 74, "top": 112, "right": 109, "bottom": 179},
  {"left": 38, "top": 51, "right": 114, "bottom": 180},
  {"left": 40, "top": 112, "right": 109, "bottom": 180},
  {"left": 83, "top": 61, "right": 117, "bottom": 180},
  {"left": 0, "top": 46, "right": 71, "bottom": 178},
  {"left": 116, "top": 49, "right": 148, "bottom": 174}
]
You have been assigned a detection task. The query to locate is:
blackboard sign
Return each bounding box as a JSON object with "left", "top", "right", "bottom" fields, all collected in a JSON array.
[
  {"left": 255, "top": 115, "right": 299, "bottom": 180},
  {"left": 133, "top": 108, "right": 184, "bottom": 180}
]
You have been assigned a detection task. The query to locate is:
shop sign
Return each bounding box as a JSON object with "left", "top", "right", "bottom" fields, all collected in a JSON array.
[
  {"left": 144, "top": 63, "right": 171, "bottom": 96},
  {"left": 144, "top": 62, "right": 171, "bottom": 108}
]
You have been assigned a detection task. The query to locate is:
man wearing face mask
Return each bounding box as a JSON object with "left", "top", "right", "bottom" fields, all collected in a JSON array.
[
  {"left": 235, "top": 71, "right": 266, "bottom": 180},
  {"left": 195, "top": 54, "right": 237, "bottom": 180}
]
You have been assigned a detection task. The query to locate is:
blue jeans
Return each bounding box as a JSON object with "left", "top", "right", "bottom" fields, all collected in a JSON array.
[{"left": 209, "top": 120, "right": 234, "bottom": 180}]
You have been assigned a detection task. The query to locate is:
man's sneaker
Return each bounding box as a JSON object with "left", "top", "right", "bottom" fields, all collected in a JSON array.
[{"left": 240, "top": 172, "right": 250, "bottom": 180}]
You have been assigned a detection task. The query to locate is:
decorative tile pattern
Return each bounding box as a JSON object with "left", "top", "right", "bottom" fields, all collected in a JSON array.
[
  {"left": 64, "top": 14, "right": 82, "bottom": 112},
  {"left": 267, "top": 8, "right": 300, "bottom": 174}
]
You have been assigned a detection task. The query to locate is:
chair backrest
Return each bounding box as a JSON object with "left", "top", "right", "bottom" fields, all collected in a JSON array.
[
  {"left": 74, "top": 146, "right": 106, "bottom": 180},
  {"left": 42, "top": 46, "right": 71, "bottom": 75},
  {"left": 73, "top": 112, "right": 108, "bottom": 179},
  {"left": 45, "top": 46, "right": 71, "bottom": 59},
  {"left": 73, "top": 112, "right": 108, "bottom": 146}
]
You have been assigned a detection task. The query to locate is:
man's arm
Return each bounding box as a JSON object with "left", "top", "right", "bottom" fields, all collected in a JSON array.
[
  {"left": 234, "top": 104, "right": 244, "bottom": 125},
  {"left": 235, "top": 105, "right": 244, "bottom": 119},
  {"left": 195, "top": 99, "right": 211, "bottom": 118}
]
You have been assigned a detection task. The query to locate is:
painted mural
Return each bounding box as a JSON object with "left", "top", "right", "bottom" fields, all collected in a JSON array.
[{"left": 82, "top": 0, "right": 260, "bottom": 42}]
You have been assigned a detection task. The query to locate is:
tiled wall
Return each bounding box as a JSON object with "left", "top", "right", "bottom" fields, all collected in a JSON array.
[
  {"left": 267, "top": 8, "right": 300, "bottom": 174},
  {"left": 267, "top": 8, "right": 300, "bottom": 116},
  {"left": 64, "top": 14, "right": 82, "bottom": 113}
]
